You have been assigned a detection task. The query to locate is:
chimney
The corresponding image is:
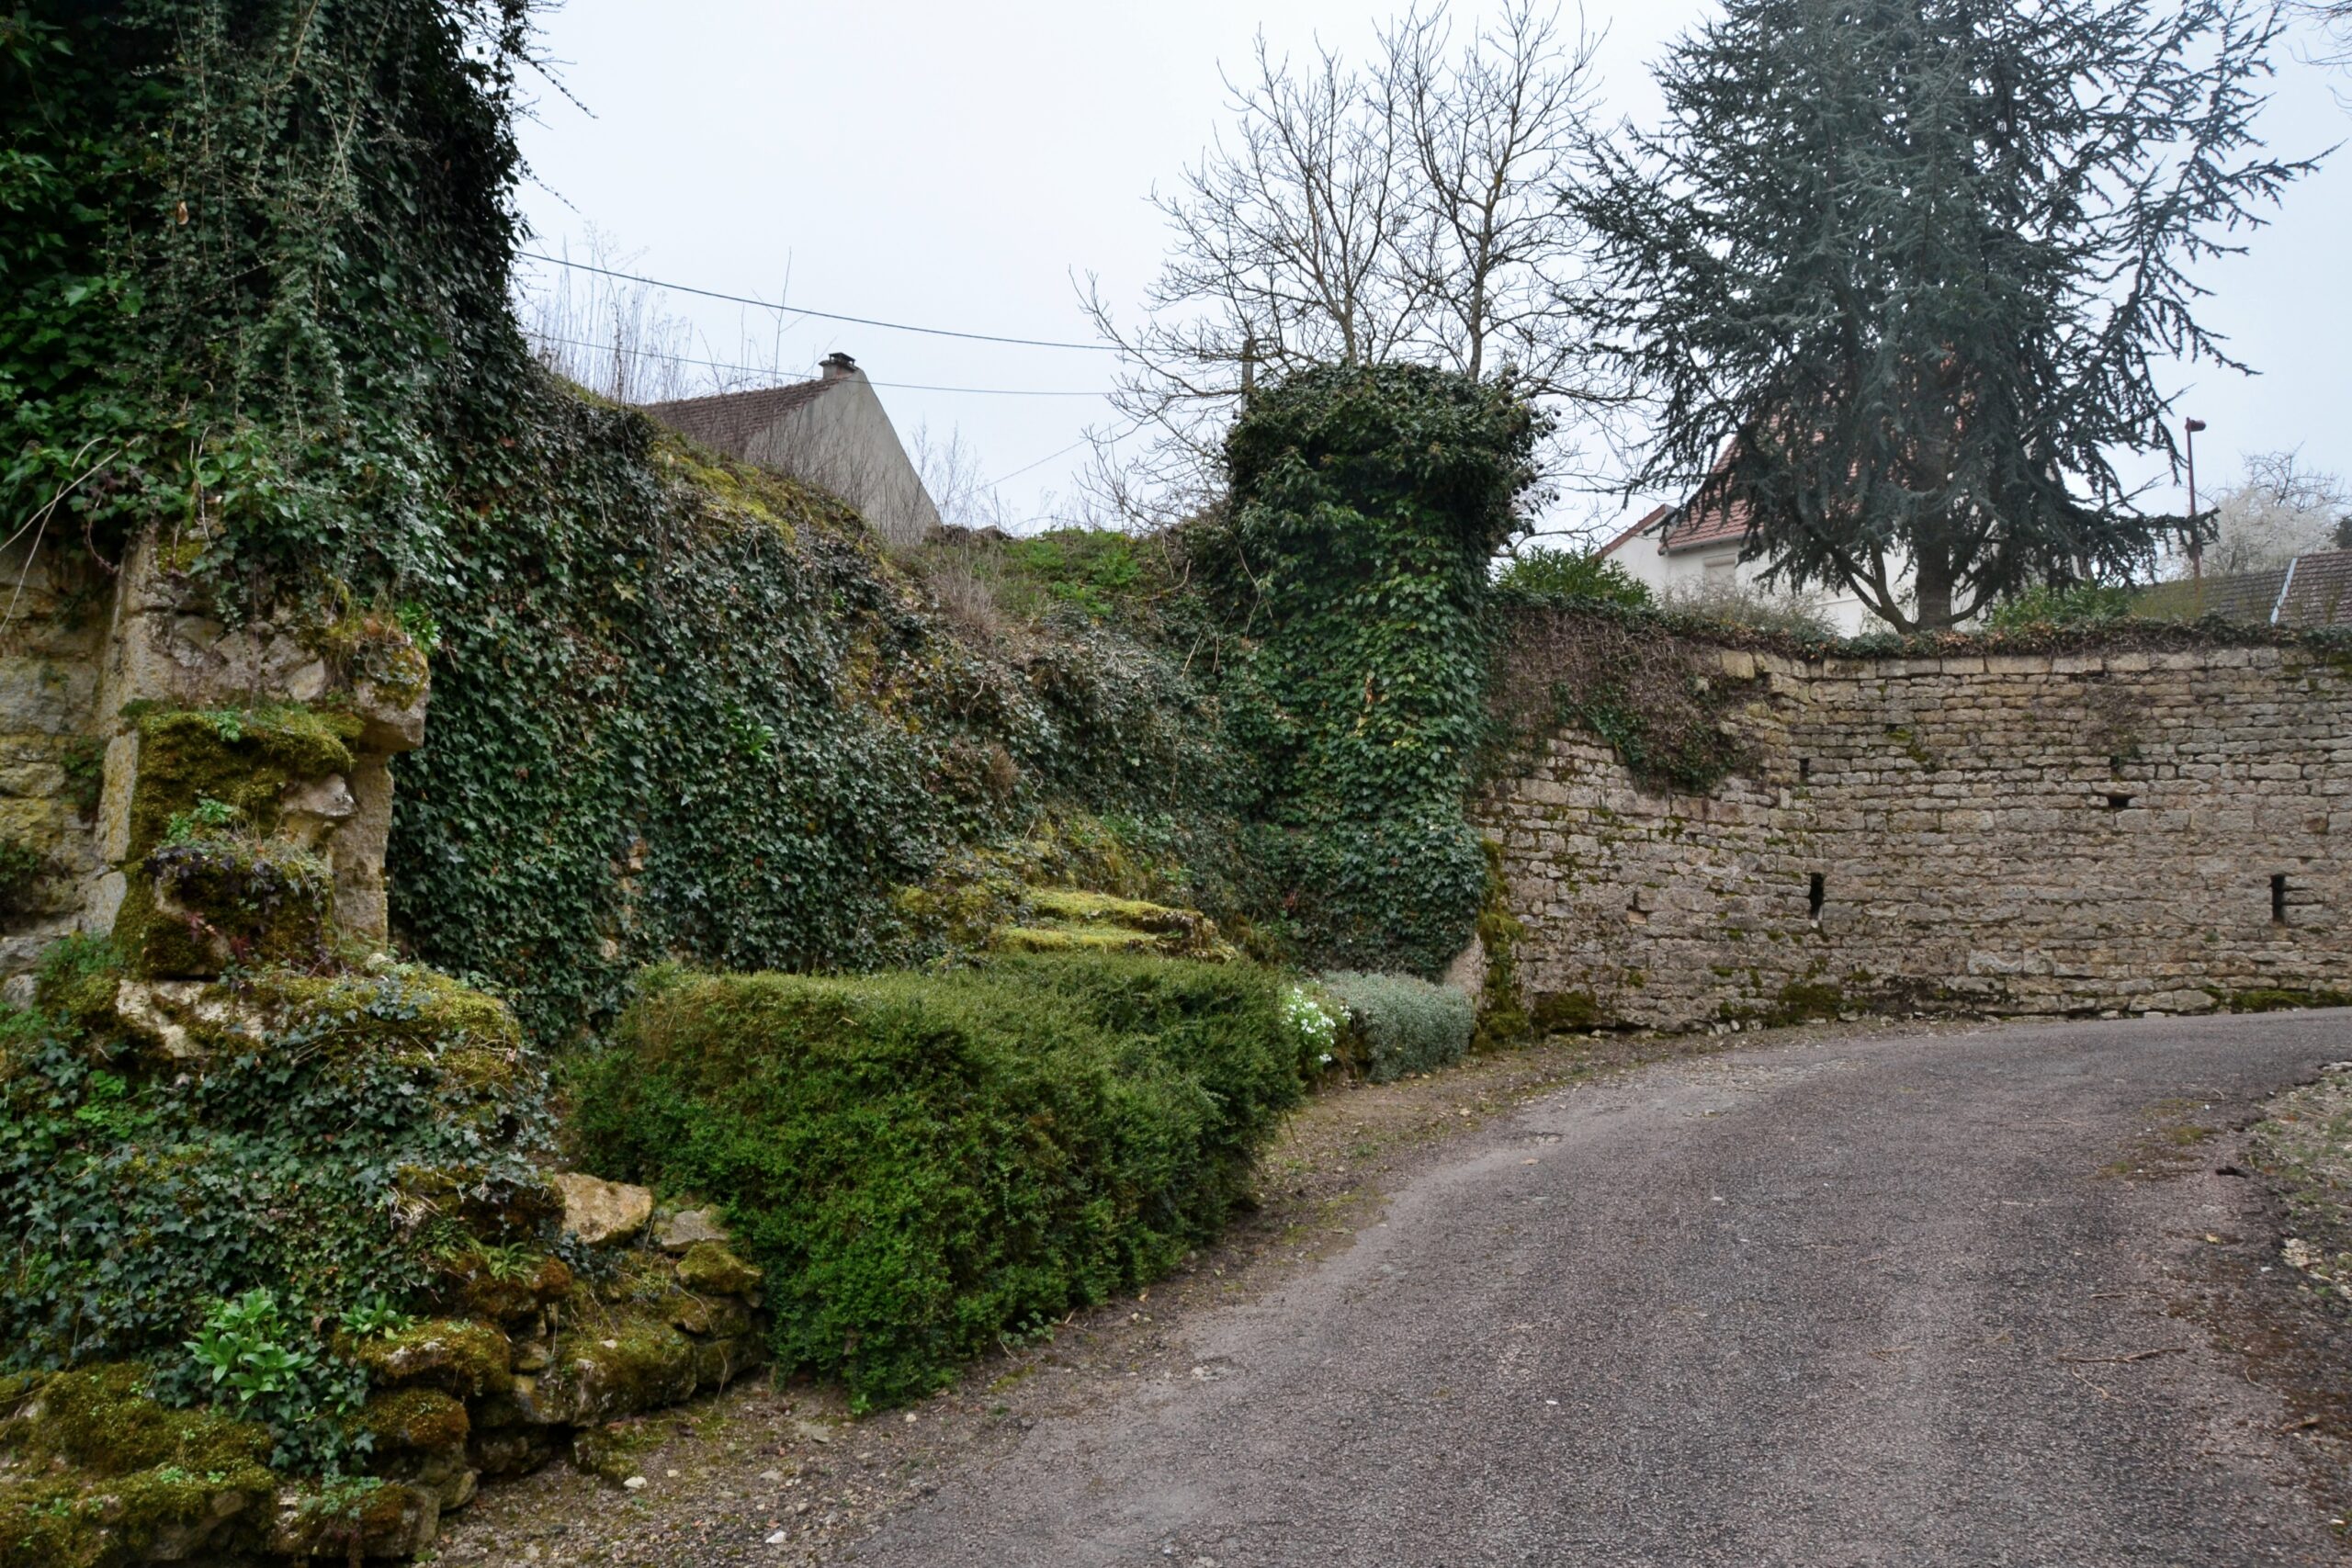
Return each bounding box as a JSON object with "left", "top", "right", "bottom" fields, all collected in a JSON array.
[{"left": 820, "top": 352, "right": 858, "bottom": 381}]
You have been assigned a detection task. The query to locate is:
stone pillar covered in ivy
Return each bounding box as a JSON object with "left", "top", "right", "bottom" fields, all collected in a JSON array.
[{"left": 1202, "top": 364, "right": 1544, "bottom": 977}]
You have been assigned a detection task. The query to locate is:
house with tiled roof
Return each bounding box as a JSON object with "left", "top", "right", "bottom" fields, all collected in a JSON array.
[
  {"left": 642, "top": 353, "right": 942, "bottom": 548},
  {"left": 1595, "top": 475, "right": 1902, "bottom": 635},
  {"left": 2134, "top": 549, "right": 2352, "bottom": 627}
]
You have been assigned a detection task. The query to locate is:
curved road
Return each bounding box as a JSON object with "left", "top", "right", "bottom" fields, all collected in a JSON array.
[{"left": 850, "top": 1011, "right": 2352, "bottom": 1567}]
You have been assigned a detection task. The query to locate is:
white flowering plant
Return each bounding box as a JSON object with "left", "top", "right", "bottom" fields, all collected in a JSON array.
[{"left": 1280, "top": 984, "right": 1342, "bottom": 1071}]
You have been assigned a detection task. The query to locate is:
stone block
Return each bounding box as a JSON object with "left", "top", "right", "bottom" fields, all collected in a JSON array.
[{"left": 554, "top": 1172, "right": 654, "bottom": 1248}]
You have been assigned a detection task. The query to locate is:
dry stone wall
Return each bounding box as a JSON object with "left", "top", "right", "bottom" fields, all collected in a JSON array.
[
  {"left": 0, "top": 530, "right": 427, "bottom": 987},
  {"left": 0, "top": 536, "right": 107, "bottom": 978},
  {"left": 1479, "top": 635, "right": 2352, "bottom": 1031}
]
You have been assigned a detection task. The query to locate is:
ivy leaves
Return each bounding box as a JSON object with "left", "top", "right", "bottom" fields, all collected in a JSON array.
[{"left": 1199, "top": 366, "right": 1544, "bottom": 976}]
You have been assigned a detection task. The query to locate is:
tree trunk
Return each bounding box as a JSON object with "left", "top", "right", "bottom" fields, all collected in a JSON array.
[{"left": 1914, "top": 548, "right": 1955, "bottom": 629}]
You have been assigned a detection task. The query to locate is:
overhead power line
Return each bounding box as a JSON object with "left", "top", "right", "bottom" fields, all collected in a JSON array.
[
  {"left": 987, "top": 416, "right": 1146, "bottom": 488},
  {"left": 519, "top": 251, "right": 1119, "bottom": 353},
  {"left": 528, "top": 333, "right": 1109, "bottom": 397}
]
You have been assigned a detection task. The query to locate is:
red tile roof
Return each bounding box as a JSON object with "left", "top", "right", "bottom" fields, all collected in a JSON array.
[
  {"left": 1657, "top": 492, "right": 1753, "bottom": 554},
  {"left": 1595, "top": 505, "right": 1672, "bottom": 559},
  {"left": 1598, "top": 442, "right": 1758, "bottom": 558}
]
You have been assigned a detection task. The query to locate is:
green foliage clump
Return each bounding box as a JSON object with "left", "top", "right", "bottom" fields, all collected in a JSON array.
[
  {"left": 1199, "top": 364, "right": 1545, "bottom": 976},
  {"left": 0, "top": 959, "right": 548, "bottom": 1473},
  {"left": 1002, "top": 530, "right": 1151, "bottom": 619},
  {"left": 0, "top": 0, "right": 532, "bottom": 595},
  {"left": 1317, "top": 971, "right": 1476, "bottom": 1083},
  {"left": 567, "top": 954, "right": 1307, "bottom": 1410},
  {"left": 1983, "top": 582, "right": 2142, "bottom": 629},
  {"left": 1494, "top": 547, "right": 1653, "bottom": 607}
]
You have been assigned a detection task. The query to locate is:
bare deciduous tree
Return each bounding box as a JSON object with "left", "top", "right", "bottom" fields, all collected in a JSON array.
[
  {"left": 911, "top": 423, "right": 1013, "bottom": 534},
  {"left": 1081, "top": 2, "right": 1611, "bottom": 525},
  {"left": 2188, "top": 451, "right": 2352, "bottom": 575},
  {"left": 516, "top": 226, "right": 791, "bottom": 404}
]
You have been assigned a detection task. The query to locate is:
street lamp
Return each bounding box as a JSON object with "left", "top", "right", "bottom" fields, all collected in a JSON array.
[{"left": 2186, "top": 417, "right": 2208, "bottom": 588}]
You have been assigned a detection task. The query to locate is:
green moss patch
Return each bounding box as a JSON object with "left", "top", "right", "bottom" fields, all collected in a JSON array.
[
  {"left": 349, "top": 1320, "right": 513, "bottom": 1399},
  {"left": 140, "top": 834, "right": 334, "bottom": 976},
  {"left": 568, "top": 954, "right": 1306, "bottom": 1410},
  {"left": 0, "top": 1365, "right": 277, "bottom": 1568},
  {"left": 113, "top": 705, "right": 360, "bottom": 978},
  {"left": 993, "top": 888, "right": 1235, "bottom": 961},
  {"left": 1530, "top": 989, "right": 1605, "bottom": 1033},
  {"left": 122, "top": 706, "right": 358, "bottom": 859},
  {"left": 674, "top": 1243, "right": 763, "bottom": 1298},
  {"left": 354, "top": 1388, "right": 469, "bottom": 1457},
  {"left": 2220, "top": 987, "right": 2352, "bottom": 1014},
  {"left": 1770, "top": 980, "right": 1848, "bottom": 1025}
]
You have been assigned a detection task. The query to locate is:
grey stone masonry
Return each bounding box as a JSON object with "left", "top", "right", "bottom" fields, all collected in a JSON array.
[{"left": 1476, "top": 638, "right": 2352, "bottom": 1031}]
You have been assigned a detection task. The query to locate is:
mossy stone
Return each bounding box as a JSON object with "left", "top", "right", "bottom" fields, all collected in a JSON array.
[
  {"left": 675, "top": 1241, "right": 763, "bottom": 1298},
  {"left": 997, "top": 922, "right": 1163, "bottom": 954},
  {"left": 350, "top": 1319, "right": 514, "bottom": 1397},
  {"left": 1530, "top": 989, "right": 1603, "bottom": 1032},
  {"left": 140, "top": 834, "right": 334, "bottom": 976},
  {"left": 355, "top": 1387, "right": 469, "bottom": 1456},
  {"left": 113, "top": 705, "right": 361, "bottom": 977},
  {"left": 529, "top": 1320, "right": 700, "bottom": 1427},
  {"left": 0, "top": 1366, "right": 277, "bottom": 1568}
]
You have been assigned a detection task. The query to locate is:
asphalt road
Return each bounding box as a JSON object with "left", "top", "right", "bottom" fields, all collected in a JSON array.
[{"left": 847, "top": 1010, "right": 2352, "bottom": 1568}]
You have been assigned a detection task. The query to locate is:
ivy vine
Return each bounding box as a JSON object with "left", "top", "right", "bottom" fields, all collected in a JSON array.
[{"left": 1193, "top": 364, "right": 1545, "bottom": 976}]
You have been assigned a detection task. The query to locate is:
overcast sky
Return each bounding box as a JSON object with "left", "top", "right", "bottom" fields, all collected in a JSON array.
[{"left": 513, "top": 0, "right": 2352, "bottom": 539}]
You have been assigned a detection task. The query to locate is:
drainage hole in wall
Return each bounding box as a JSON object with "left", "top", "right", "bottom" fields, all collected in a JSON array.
[
  {"left": 2106, "top": 793, "right": 2132, "bottom": 811},
  {"left": 1808, "top": 873, "right": 1826, "bottom": 920},
  {"left": 2273, "top": 874, "right": 2289, "bottom": 925}
]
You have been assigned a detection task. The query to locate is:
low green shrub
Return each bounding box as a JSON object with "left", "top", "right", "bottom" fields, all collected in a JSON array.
[
  {"left": 1493, "top": 547, "right": 1654, "bottom": 607},
  {"left": 1318, "top": 970, "right": 1476, "bottom": 1083},
  {"left": 1984, "top": 582, "right": 2142, "bottom": 628},
  {"left": 566, "top": 954, "right": 1310, "bottom": 1410}
]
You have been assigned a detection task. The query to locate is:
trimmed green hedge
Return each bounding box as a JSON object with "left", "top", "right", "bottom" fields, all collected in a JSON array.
[
  {"left": 1319, "top": 970, "right": 1476, "bottom": 1083},
  {"left": 566, "top": 955, "right": 1309, "bottom": 1409}
]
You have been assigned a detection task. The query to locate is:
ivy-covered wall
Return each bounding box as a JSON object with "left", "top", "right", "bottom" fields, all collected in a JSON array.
[
  {"left": 3, "top": 5, "right": 1553, "bottom": 1042},
  {"left": 388, "top": 414, "right": 1254, "bottom": 1042}
]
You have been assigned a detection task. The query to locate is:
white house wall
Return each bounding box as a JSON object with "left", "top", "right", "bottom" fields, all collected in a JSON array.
[
  {"left": 748, "top": 373, "right": 943, "bottom": 549},
  {"left": 1610, "top": 532, "right": 1902, "bottom": 636}
]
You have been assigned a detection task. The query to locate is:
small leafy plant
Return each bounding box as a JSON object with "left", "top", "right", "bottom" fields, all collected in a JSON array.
[
  {"left": 183, "top": 1297, "right": 310, "bottom": 1401},
  {"left": 186, "top": 1289, "right": 314, "bottom": 1406},
  {"left": 335, "top": 1292, "right": 414, "bottom": 1340},
  {"left": 163, "top": 795, "right": 241, "bottom": 844}
]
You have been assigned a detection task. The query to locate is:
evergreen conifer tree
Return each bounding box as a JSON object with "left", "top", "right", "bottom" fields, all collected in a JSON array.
[{"left": 1579, "top": 0, "right": 2313, "bottom": 629}]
